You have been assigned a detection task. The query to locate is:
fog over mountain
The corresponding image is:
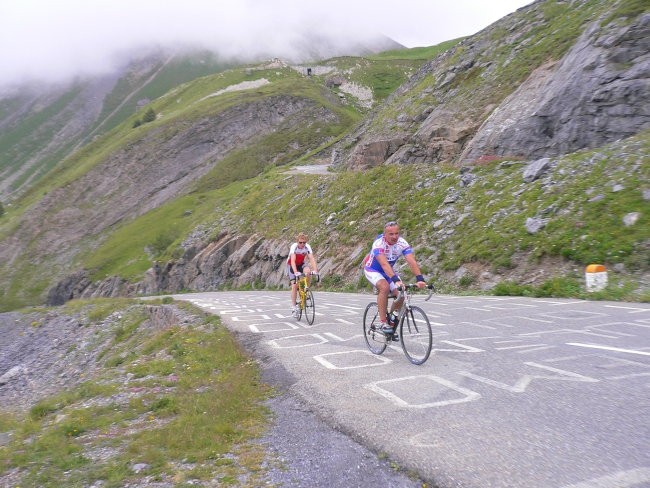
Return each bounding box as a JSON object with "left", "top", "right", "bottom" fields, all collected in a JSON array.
[{"left": 0, "top": 0, "right": 530, "bottom": 87}]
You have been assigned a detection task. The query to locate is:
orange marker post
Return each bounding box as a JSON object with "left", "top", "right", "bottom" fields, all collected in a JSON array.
[{"left": 585, "top": 264, "right": 607, "bottom": 292}]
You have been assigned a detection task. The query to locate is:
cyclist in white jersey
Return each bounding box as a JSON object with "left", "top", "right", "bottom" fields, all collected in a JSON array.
[
  {"left": 363, "top": 221, "right": 426, "bottom": 336},
  {"left": 287, "top": 232, "right": 318, "bottom": 316}
]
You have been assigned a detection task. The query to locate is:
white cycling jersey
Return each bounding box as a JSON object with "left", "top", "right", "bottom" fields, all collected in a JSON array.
[{"left": 363, "top": 234, "right": 413, "bottom": 280}]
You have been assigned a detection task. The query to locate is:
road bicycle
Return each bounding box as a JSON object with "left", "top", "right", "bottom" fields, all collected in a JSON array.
[
  {"left": 294, "top": 272, "right": 319, "bottom": 325},
  {"left": 363, "top": 283, "right": 435, "bottom": 365}
]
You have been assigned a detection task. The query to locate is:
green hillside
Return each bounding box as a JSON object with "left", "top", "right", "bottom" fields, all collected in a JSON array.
[
  {"left": 83, "top": 129, "right": 650, "bottom": 301},
  {"left": 0, "top": 51, "right": 233, "bottom": 198},
  {"left": 0, "top": 0, "right": 648, "bottom": 313}
]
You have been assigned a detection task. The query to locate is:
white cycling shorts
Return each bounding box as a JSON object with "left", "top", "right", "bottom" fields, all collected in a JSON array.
[{"left": 364, "top": 268, "right": 398, "bottom": 292}]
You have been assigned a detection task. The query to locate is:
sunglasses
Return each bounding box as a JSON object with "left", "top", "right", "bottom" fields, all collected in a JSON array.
[{"left": 298, "top": 241, "right": 306, "bottom": 244}]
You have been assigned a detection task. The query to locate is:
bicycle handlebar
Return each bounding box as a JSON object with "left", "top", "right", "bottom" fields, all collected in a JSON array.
[
  {"left": 397, "top": 283, "right": 435, "bottom": 301},
  {"left": 298, "top": 272, "right": 320, "bottom": 282}
]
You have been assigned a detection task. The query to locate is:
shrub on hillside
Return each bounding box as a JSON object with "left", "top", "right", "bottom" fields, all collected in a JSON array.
[{"left": 142, "top": 107, "right": 156, "bottom": 123}]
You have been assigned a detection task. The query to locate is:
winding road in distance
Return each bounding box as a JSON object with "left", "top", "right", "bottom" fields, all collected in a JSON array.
[{"left": 167, "top": 290, "right": 650, "bottom": 488}]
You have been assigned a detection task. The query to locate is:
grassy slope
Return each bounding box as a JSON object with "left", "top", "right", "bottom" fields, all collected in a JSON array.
[
  {"left": 0, "top": 52, "right": 233, "bottom": 198},
  {"left": 0, "top": 299, "right": 272, "bottom": 487},
  {"left": 0, "top": 66, "right": 365, "bottom": 309},
  {"left": 82, "top": 128, "right": 649, "bottom": 301},
  {"left": 224, "top": 131, "right": 649, "bottom": 300},
  {"left": 368, "top": 0, "right": 611, "bottom": 132},
  {"left": 89, "top": 51, "right": 236, "bottom": 138},
  {"left": 0, "top": 87, "right": 83, "bottom": 193},
  {"left": 1, "top": 1, "right": 649, "bottom": 311}
]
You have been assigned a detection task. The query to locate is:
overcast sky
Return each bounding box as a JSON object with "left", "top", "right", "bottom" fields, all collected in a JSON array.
[{"left": 0, "top": 0, "right": 532, "bottom": 87}]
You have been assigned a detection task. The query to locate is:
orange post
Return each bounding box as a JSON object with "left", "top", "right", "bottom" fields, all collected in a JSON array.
[{"left": 585, "top": 264, "right": 608, "bottom": 292}]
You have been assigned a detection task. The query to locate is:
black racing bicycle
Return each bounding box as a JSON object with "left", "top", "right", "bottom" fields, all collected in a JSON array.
[{"left": 363, "top": 284, "right": 435, "bottom": 365}]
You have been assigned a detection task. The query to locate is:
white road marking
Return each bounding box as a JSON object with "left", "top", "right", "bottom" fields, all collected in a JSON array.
[
  {"left": 607, "top": 372, "right": 650, "bottom": 380},
  {"left": 560, "top": 467, "right": 650, "bottom": 488},
  {"left": 314, "top": 350, "right": 392, "bottom": 369},
  {"left": 604, "top": 304, "right": 650, "bottom": 313},
  {"left": 495, "top": 344, "right": 547, "bottom": 350},
  {"left": 323, "top": 332, "right": 363, "bottom": 342},
  {"left": 456, "top": 322, "right": 498, "bottom": 330},
  {"left": 268, "top": 334, "right": 328, "bottom": 348},
  {"left": 365, "top": 375, "right": 481, "bottom": 408},
  {"left": 434, "top": 341, "right": 484, "bottom": 353},
  {"left": 567, "top": 343, "right": 650, "bottom": 356},
  {"left": 459, "top": 362, "right": 598, "bottom": 393},
  {"left": 516, "top": 346, "right": 555, "bottom": 353},
  {"left": 230, "top": 314, "right": 270, "bottom": 321},
  {"left": 248, "top": 322, "right": 300, "bottom": 333},
  {"left": 320, "top": 302, "right": 364, "bottom": 311},
  {"left": 335, "top": 318, "right": 357, "bottom": 325}
]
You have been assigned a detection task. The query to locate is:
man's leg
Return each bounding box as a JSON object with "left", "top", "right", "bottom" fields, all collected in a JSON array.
[
  {"left": 290, "top": 281, "right": 298, "bottom": 307},
  {"left": 304, "top": 266, "right": 312, "bottom": 287},
  {"left": 375, "top": 279, "right": 390, "bottom": 323},
  {"left": 391, "top": 293, "right": 404, "bottom": 315}
]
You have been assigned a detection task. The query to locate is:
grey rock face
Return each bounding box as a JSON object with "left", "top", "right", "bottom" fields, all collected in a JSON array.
[
  {"left": 461, "top": 14, "right": 650, "bottom": 162},
  {"left": 340, "top": 8, "right": 649, "bottom": 170},
  {"left": 525, "top": 217, "right": 547, "bottom": 234},
  {"left": 523, "top": 158, "right": 552, "bottom": 183}
]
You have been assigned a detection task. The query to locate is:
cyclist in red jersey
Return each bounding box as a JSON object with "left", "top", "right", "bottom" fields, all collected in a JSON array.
[{"left": 287, "top": 232, "right": 318, "bottom": 317}]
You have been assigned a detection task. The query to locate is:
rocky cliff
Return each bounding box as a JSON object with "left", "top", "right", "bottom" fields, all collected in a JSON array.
[
  {"left": 339, "top": 5, "right": 650, "bottom": 168},
  {"left": 2, "top": 0, "right": 649, "bottom": 310},
  {"left": 461, "top": 12, "right": 650, "bottom": 161},
  {"left": 47, "top": 231, "right": 369, "bottom": 304}
]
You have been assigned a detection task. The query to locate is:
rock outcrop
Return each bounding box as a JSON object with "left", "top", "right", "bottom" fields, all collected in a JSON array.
[
  {"left": 460, "top": 13, "right": 650, "bottom": 162},
  {"left": 341, "top": 8, "right": 650, "bottom": 168},
  {"left": 47, "top": 230, "right": 371, "bottom": 303}
]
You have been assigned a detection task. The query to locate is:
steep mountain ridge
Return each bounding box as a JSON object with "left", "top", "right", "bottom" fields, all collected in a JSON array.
[
  {"left": 0, "top": 70, "right": 359, "bottom": 309},
  {"left": 337, "top": 0, "right": 650, "bottom": 168},
  {"left": 0, "top": 0, "right": 648, "bottom": 311},
  {"left": 0, "top": 35, "right": 403, "bottom": 202},
  {"left": 0, "top": 51, "right": 232, "bottom": 199}
]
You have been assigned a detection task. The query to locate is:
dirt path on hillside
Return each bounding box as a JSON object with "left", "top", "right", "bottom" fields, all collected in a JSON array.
[{"left": 284, "top": 164, "right": 333, "bottom": 175}]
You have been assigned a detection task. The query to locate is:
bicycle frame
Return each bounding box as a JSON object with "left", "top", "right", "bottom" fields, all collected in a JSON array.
[
  {"left": 363, "top": 283, "right": 435, "bottom": 365},
  {"left": 294, "top": 272, "right": 318, "bottom": 325},
  {"left": 391, "top": 283, "right": 434, "bottom": 321},
  {"left": 297, "top": 275, "right": 309, "bottom": 309}
]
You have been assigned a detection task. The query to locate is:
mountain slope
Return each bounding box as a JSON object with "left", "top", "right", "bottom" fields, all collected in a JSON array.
[
  {"left": 0, "top": 0, "right": 648, "bottom": 312},
  {"left": 0, "top": 35, "right": 405, "bottom": 202},
  {"left": 0, "top": 50, "right": 237, "bottom": 200},
  {"left": 0, "top": 66, "right": 364, "bottom": 310},
  {"left": 338, "top": 0, "right": 649, "bottom": 167}
]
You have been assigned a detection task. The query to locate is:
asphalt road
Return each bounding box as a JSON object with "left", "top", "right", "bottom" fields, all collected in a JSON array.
[{"left": 168, "top": 290, "right": 650, "bottom": 488}]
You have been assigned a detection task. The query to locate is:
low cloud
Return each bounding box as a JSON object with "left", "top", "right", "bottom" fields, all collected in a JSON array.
[{"left": 0, "top": 0, "right": 531, "bottom": 87}]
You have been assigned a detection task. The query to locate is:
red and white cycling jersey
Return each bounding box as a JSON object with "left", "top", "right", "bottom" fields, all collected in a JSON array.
[
  {"left": 363, "top": 234, "right": 413, "bottom": 279},
  {"left": 287, "top": 242, "right": 313, "bottom": 267}
]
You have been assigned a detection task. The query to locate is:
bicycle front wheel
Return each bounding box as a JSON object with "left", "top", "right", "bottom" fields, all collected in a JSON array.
[
  {"left": 363, "top": 302, "right": 387, "bottom": 355},
  {"left": 400, "top": 305, "right": 432, "bottom": 365},
  {"left": 295, "top": 293, "right": 303, "bottom": 320},
  {"left": 304, "top": 289, "right": 315, "bottom": 325}
]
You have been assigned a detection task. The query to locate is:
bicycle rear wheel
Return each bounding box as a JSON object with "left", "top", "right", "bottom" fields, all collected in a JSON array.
[
  {"left": 363, "top": 302, "right": 387, "bottom": 355},
  {"left": 304, "top": 289, "right": 315, "bottom": 325},
  {"left": 400, "top": 305, "right": 432, "bottom": 365}
]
